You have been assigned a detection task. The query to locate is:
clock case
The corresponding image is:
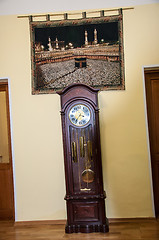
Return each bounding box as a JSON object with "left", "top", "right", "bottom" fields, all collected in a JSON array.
[{"left": 58, "top": 83, "right": 109, "bottom": 233}]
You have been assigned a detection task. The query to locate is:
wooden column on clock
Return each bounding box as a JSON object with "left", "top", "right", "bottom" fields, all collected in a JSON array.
[{"left": 58, "top": 83, "right": 109, "bottom": 233}]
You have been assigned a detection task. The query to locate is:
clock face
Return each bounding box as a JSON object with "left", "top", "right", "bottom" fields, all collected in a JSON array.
[{"left": 69, "top": 104, "right": 91, "bottom": 126}]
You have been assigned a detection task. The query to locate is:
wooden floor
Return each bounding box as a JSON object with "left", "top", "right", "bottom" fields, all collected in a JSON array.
[{"left": 0, "top": 219, "right": 159, "bottom": 240}]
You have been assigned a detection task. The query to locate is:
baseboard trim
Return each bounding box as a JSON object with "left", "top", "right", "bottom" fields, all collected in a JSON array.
[
  {"left": 109, "top": 217, "right": 156, "bottom": 223},
  {"left": 14, "top": 217, "right": 156, "bottom": 226},
  {"left": 14, "top": 219, "right": 67, "bottom": 226}
]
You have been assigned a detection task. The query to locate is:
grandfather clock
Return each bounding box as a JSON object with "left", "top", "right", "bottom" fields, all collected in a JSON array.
[{"left": 58, "top": 83, "right": 109, "bottom": 233}]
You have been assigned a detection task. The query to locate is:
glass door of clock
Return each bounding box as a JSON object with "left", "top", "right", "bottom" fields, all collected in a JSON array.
[{"left": 70, "top": 124, "right": 96, "bottom": 194}]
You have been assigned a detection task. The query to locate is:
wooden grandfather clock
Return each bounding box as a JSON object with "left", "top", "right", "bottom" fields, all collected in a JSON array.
[{"left": 58, "top": 83, "right": 109, "bottom": 233}]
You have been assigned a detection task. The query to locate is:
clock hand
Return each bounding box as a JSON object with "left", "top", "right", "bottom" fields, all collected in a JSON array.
[
  {"left": 76, "top": 114, "right": 85, "bottom": 123},
  {"left": 76, "top": 113, "right": 82, "bottom": 122}
]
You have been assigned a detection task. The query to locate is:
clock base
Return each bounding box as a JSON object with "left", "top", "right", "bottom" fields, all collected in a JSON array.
[{"left": 65, "top": 218, "right": 109, "bottom": 233}]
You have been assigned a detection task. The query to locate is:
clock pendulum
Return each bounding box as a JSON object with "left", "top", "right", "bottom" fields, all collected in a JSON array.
[{"left": 58, "top": 83, "right": 109, "bottom": 233}]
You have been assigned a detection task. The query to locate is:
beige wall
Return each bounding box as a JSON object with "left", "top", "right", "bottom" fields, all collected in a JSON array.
[{"left": 0, "top": 3, "right": 159, "bottom": 221}]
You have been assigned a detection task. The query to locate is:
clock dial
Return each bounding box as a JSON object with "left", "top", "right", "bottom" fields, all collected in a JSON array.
[{"left": 69, "top": 104, "right": 90, "bottom": 126}]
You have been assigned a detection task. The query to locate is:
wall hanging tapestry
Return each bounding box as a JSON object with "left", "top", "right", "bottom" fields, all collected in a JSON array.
[{"left": 29, "top": 9, "right": 125, "bottom": 94}]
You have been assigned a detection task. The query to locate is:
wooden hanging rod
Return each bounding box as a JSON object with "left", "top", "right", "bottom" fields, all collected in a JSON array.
[{"left": 17, "top": 7, "right": 134, "bottom": 19}]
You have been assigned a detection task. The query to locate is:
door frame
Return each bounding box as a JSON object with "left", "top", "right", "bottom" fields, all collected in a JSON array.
[
  {"left": 0, "top": 78, "right": 15, "bottom": 220},
  {"left": 142, "top": 65, "right": 159, "bottom": 217}
]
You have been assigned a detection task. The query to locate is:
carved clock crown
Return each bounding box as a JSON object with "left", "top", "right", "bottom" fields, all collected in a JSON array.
[{"left": 58, "top": 83, "right": 99, "bottom": 112}]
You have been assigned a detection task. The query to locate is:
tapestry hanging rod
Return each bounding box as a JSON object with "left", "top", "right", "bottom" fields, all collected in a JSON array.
[{"left": 17, "top": 7, "right": 134, "bottom": 20}]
